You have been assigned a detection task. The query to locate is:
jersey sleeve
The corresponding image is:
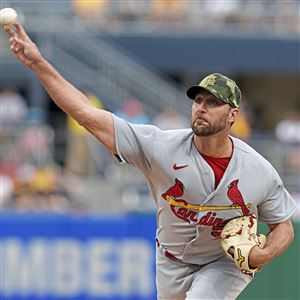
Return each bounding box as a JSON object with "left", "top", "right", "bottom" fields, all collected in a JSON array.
[
  {"left": 258, "top": 166, "right": 297, "bottom": 224},
  {"left": 112, "top": 114, "right": 157, "bottom": 174}
]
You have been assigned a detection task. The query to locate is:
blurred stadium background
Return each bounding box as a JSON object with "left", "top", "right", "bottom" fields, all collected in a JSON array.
[{"left": 0, "top": 1, "right": 299, "bottom": 299}]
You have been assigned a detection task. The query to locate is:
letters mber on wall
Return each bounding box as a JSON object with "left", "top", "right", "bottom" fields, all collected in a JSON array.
[{"left": 1, "top": 238, "right": 154, "bottom": 297}]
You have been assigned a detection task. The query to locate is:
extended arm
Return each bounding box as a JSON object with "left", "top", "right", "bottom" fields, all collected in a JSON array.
[
  {"left": 249, "top": 219, "right": 294, "bottom": 268},
  {"left": 4, "top": 22, "right": 116, "bottom": 153}
]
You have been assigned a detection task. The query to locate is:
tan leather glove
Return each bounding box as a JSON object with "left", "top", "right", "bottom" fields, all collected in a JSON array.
[{"left": 220, "top": 214, "right": 267, "bottom": 274}]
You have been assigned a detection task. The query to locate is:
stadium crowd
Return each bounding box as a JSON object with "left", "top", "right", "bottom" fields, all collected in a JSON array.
[
  {"left": 1, "top": 87, "right": 299, "bottom": 215},
  {"left": 1, "top": 0, "right": 299, "bottom": 215},
  {"left": 72, "top": 0, "right": 300, "bottom": 35}
]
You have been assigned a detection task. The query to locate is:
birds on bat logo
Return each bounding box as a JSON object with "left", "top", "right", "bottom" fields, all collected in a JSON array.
[
  {"left": 161, "top": 178, "right": 251, "bottom": 220},
  {"left": 161, "top": 178, "right": 252, "bottom": 236}
]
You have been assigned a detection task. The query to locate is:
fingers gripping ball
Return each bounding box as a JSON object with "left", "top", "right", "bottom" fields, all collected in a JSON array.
[
  {"left": 220, "top": 214, "right": 267, "bottom": 274},
  {"left": 0, "top": 8, "right": 18, "bottom": 25}
]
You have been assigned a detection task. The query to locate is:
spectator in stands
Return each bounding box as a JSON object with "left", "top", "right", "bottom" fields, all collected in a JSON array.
[
  {"left": 70, "top": 0, "right": 299, "bottom": 35},
  {"left": 11, "top": 162, "right": 75, "bottom": 213},
  {"left": 275, "top": 102, "right": 300, "bottom": 175},
  {"left": 154, "top": 106, "right": 189, "bottom": 130},
  {"left": 111, "top": 0, "right": 147, "bottom": 21},
  {"left": 13, "top": 189, "right": 38, "bottom": 212},
  {"left": 26, "top": 166, "right": 58, "bottom": 193},
  {"left": 0, "top": 174, "right": 13, "bottom": 208},
  {"left": 192, "top": 0, "right": 240, "bottom": 29},
  {"left": 0, "top": 87, "right": 28, "bottom": 127},
  {"left": 275, "top": 107, "right": 300, "bottom": 144},
  {"left": 72, "top": 0, "right": 108, "bottom": 22},
  {"left": 151, "top": 0, "right": 187, "bottom": 23},
  {"left": 202, "top": 0, "right": 240, "bottom": 18},
  {"left": 12, "top": 190, "right": 70, "bottom": 213},
  {"left": 272, "top": 0, "right": 300, "bottom": 33},
  {"left": 114, "top": 98, "right": 150, "bottom": 124},
  {"left": 0, "top": 88, "right": 30, "bottom": 195},
  {"left": 230, "top": 101, "right": 253, "bottom": 140},
  {"left": 40, "top": 191, "right": 70, "bottom": 213},
  {"left": 66, "top": 91, "right": 105, "bottom": 177},
  {"left": 20, "top": 107, "right": 55, "bottom": 165}
]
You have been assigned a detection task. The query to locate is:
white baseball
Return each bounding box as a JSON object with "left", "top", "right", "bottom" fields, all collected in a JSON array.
[{"left": 0, "top": 8, "right": 18, "bottom": 25}]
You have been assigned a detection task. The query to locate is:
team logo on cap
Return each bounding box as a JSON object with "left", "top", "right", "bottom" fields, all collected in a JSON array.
[{"left": 203, "top": 74, "right": 217, "bottom": 86}]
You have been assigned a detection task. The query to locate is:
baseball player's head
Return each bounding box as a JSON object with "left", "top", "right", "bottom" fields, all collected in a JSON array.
[{"left": 186, "top": 73, "right": 241, "bottom": 137}]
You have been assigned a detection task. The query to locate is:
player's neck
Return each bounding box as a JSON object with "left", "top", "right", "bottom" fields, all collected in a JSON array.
[{"left": 193, "top": 134, "right": 233, "bottom": 158}]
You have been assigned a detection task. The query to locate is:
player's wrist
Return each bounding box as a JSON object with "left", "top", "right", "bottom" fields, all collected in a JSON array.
[
  {"left": 28, "top": 55, "right": 44, "bottom": 70},
  {"left": 249, "top": 246, "right": 271, "bottom": 268}
]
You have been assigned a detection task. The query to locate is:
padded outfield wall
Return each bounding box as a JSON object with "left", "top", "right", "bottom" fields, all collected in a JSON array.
[{"left": 1, "top": 213, "right": 299, "bottom": 300}]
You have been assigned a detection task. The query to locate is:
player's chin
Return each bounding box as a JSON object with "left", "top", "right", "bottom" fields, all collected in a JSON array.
[{"left": 192, "top": 125, "right": 212, "bottom": 137}]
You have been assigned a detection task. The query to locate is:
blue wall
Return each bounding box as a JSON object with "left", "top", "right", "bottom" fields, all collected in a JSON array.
[
  {"left": 1, "top": 213, "right": 157, "bottom": 300},
  {"left": 105, "top": 35, "right": 300, "bottom": 73},
  {"left": 1, "top": 213, "right": 299, "bottom": 300}
]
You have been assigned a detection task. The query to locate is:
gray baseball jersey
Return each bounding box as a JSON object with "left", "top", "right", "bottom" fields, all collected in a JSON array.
[{"left": 112, "top": 114, "right": 296, "bottom": 298}]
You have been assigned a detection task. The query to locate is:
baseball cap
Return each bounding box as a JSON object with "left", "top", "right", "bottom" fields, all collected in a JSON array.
[{"left": 186, "top": 73, "right": 241, "bottom": 108}]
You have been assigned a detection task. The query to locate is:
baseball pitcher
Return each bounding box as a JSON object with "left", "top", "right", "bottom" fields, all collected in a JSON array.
[{"left": 3, "top": 22, "right": 296, "bottom": 300}]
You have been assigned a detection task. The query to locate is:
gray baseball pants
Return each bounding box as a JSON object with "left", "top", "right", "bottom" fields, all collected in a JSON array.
[{"left": 156, "top": 247, "right": 252, "bottom": 300}]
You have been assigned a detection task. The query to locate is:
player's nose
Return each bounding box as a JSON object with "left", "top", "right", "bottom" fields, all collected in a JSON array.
[{"left": 194, "top": 101, "right": 207, "bottom": 113}]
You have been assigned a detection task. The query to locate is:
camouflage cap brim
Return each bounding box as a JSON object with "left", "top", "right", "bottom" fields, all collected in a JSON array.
[
  {"left": 186, "top": 86, "right": 207, "bottom": 101},
  {"left": 186, "top": 85, "right": 235, "bottom": 107},
  {"left": 186, "top": 73, "right": 241, "bottom": 108}
]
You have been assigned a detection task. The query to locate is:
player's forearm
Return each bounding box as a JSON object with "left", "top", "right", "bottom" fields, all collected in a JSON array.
[
  {"left": 30, "top": 57, "right": 92, "bottom": 124},
  {"left": 29, "top": 56, "right": 116, "bottom": 154},
  {"left": 249, "top": 220, "right": 294, "bottom": 267}
]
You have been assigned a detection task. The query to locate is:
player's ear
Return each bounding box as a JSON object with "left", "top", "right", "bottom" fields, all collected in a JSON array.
[{"left": 229, "top": 108, "right": 239, "bottom": 123}]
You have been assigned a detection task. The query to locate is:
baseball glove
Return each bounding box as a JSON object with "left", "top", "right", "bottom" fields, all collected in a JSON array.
[{"left": 220, "top": 214, "right": 267, "bottom": 274}]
